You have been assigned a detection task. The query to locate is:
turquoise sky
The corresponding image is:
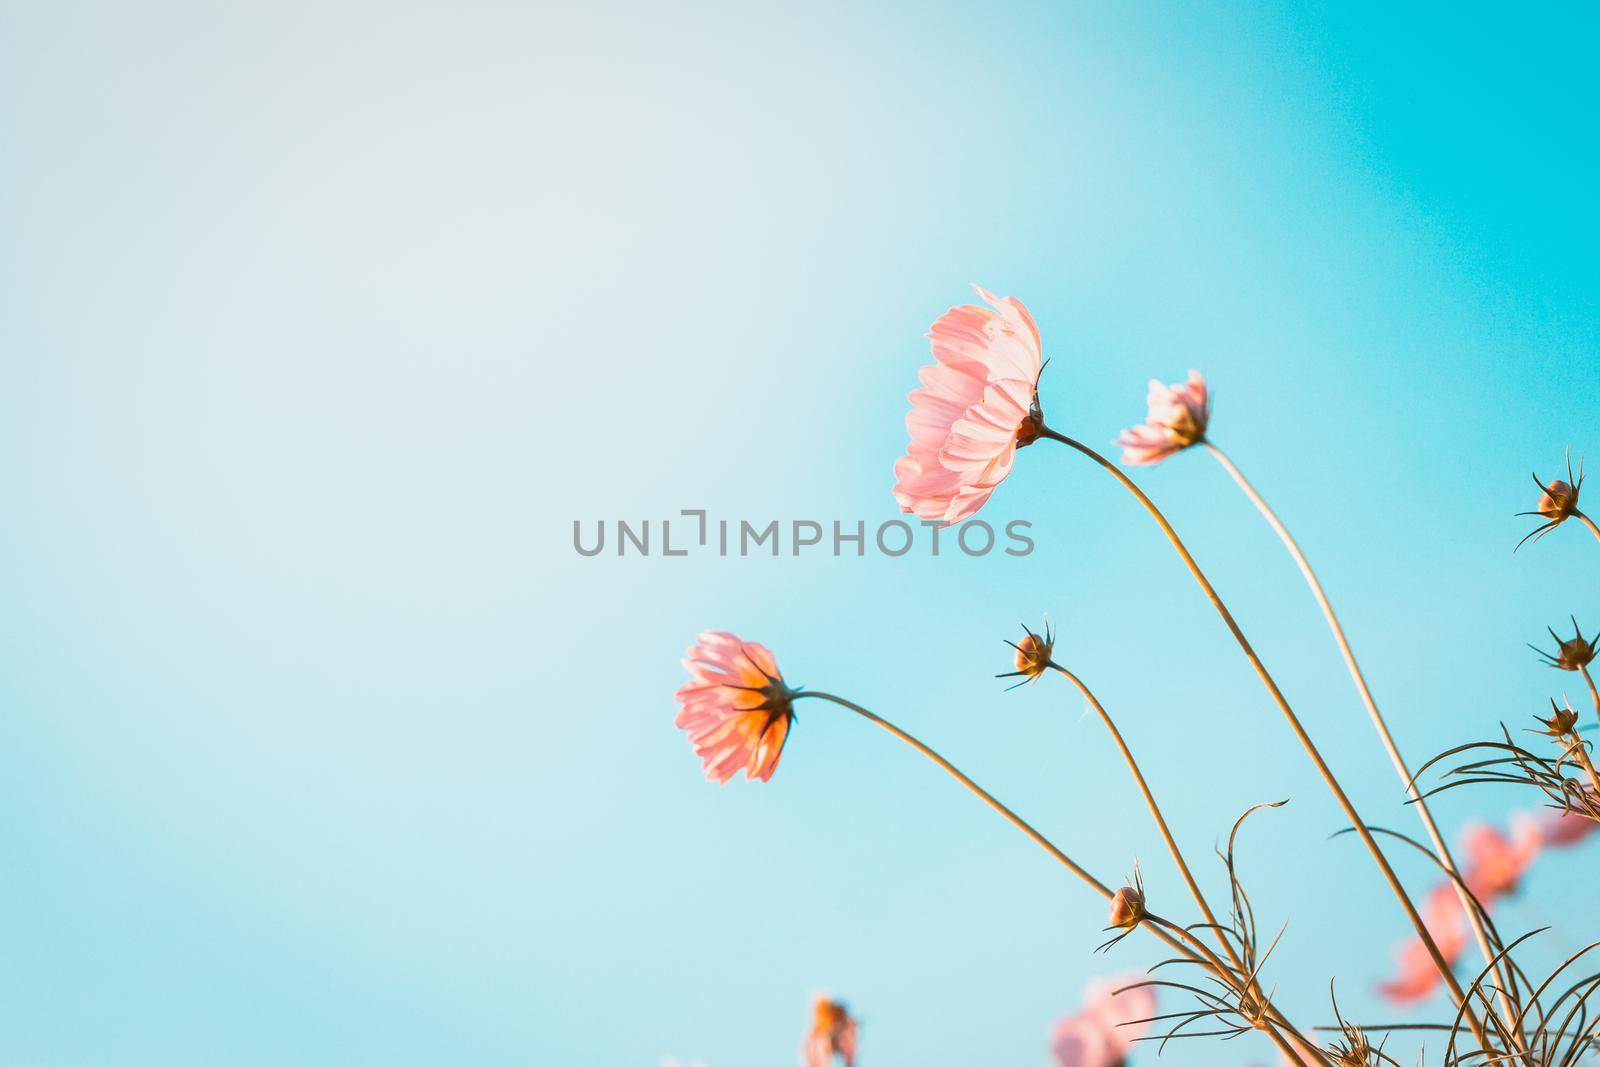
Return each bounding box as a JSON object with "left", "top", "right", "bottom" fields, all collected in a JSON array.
[{"left": 3, "top": 2, "right": 1598, "bottom": 1064}]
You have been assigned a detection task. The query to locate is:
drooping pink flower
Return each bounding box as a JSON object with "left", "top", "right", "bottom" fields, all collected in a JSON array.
[
  {"left": 674, "top": 631, "right": 794, "bottom": 784},
  {"left": 1051, "top": 975, "right": 1155, "bottom": 1067},
  {"left": 1114, "top": 371, "right": 1210, "bottom": 467},
  {"left": 802, "top": 995, "right": 859, "bottom": 1067},
  {"left": 1378, "top": 883, "right": 1467, "bottom": 1005},
  {"left": 893, "top": 286, "right": 1045, "bottom": 524},
  {"left": 1460, "top": 819, "right": 1540, "bottom": 904}
]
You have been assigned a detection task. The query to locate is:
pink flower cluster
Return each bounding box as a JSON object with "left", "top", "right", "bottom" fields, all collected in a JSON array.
[{"left": 1379, "top": 810, "right": 1595, "bottom": 1004}]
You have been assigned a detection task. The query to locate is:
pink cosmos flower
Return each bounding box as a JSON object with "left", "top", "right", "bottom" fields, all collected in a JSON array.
[
  {"left": 1114, "top": 371, "right": 1210, "bottom": 467},
  {"left": 674, "top": 631, "right": 795, "bottom": 784},
  {"left": 802, "top": 995, "right": 859, "bottom": 1067},
  {"left": 893, "top": 285, "right": 1045, "bottom": 524},
  {"left": 1460, "top": 819, "right": 1541, "bottom": 904},
  {"left": 1051, "top": 975, "right": 1155, "bottom": 1067},
  {"left": 1378, "top": 883, "right": 1468, "bottom": 1005}
]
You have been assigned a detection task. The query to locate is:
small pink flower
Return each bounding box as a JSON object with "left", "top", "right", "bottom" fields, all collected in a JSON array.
[
  {"left": 674, "top": 631, "right": 795, "bottom": 784},
  {"left": 802, "top": 995, "right": 859, "bottom": 1067},
  {"left": 1378, "top": 883, "right": 1468, "bottom": 1005},
  {"left": 1460, "top": 819, "right": 1540, "bottom": 904},
  {"left": 1051, "top": 975, "right": 1154, "bottom": 1067},
  {"left": 1114, "top": 370, "right": 1210, "bottom": 466},
  {"left": 893, "top": 285, "right": 1045, "bottom": 524}
]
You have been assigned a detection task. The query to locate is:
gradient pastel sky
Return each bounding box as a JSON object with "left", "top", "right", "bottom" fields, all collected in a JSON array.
[{"left": 3, "top": 2, "right": 1598, "bottom": 1064}]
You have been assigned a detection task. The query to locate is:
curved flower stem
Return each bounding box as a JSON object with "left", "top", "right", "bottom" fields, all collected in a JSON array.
[
  {"left": 1047, "top": 664, "right": 1320, "bottom": 1061},
  {"left": 796, "top": 690, "right": 1324, "bottom": 1064},
  {"left": 1577, "top": 511, "right": 1600, "bottom": 546},
  {"left": 796, "top": 691, "right": 1111, "bottom": 893},
  {"left": 1038, "top": 428, "right": 1490, "bottom": 1052},
  {"left": 1573, "top": 667, "right": 1600, "bottom": 800},
  {"left": 1048, "top": 667, "right": 1242, "bottom": 962},
  {"left": 1203, "top": 440, "right": 1521, "bottom": 1044}
]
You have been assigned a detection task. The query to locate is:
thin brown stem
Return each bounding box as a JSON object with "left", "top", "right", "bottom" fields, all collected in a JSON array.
[
  {"left": 1039, "top": 428, "right": 1490, "bottom": 1052},
  {"left": 1048, "top": 666, "right": 1240, "bottom": 962},
  {"left": 796, "top": 691, "right": 1106, "bottom": 889},
  {"left": 1560, "top": 728, "right": 1600, "bottom": 803},
  {"left": 794, "top": 692, "right": 1253, "bottom": 990},
  {"left": 1577, "top": 511, "right": 1600, "bottom": 546},
  {"left": 1204, "top": 441, "right": 1522, "bottom": 1044},
  {"left": 1581, "top": 665, "right": 1600, "bottom": 730},
  {"left": 1050, "top": 664, "right": 1322, "bottom": 1061}
]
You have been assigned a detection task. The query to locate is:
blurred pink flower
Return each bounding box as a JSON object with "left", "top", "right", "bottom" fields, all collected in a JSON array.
[
  {"left": 893, "top": 286, "right": 1044, "bottom": 524},
  {"left": 1537, "top": 806, "right": 1600, "bottom": 847},
  {"left": 1085, "top": 976, "right": 1157, "bottom": 1057},
  {"left": 1051, "top": 1013, "right": 1120, "bottom": 1067},
  {"left": 1460, "top": 819, "right": 1540, "bottom": 904},
  {"left": 674, "top": 631, "right": 794, "bottom": 784},
  {"left": 803, "top": 995, "right": 859, "bottom": 1067},
  {"left": 1052, "top": 975, "right": 1155, "bottom": 1067},
  {"left": 1378, "top": 883, "right": 1467, "bottom": 1005},
  {"left": 1114, "top": 371, "right": 1210, "bottom": 467}
]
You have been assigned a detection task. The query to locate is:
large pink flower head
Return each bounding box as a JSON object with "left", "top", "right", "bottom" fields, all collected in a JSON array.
[
  {"left": 1114, "top": 370, "right": 1210, "bottom": 467},
  {"left": 674, "top": 631, "right": 796, "bottom": 784},
  {"left": 1461, "top": 819, "right": 1540, "bottom": 904},
  {"left": 1051, "top": 975, "right": 1155, "bottom": 1067},
  {"left": 802, "top": 995, "right": 859, "bottom": 1067},
  {"left": 893, "top": 285, "right": 1046, "bottom": 524}
]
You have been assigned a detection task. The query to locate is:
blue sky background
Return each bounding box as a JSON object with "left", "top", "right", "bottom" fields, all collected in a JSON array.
[{"left": 2, "top": 2, "right": 1598, "bottom": 1064}]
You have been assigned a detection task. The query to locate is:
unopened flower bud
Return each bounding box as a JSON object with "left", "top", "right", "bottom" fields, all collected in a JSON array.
[
  {"left": 1518, "top": 452, "right": 1586, "bottom": 550},
  {"left": 1532, "top": 617, "right": 1599, "bottom": 673},
  {"left": 1537, "top": 480, "right": 1580, "bottom": 521},
  {"left": 999, "top": 618, "right": 1055, "bottom": 690},
  {"left": 1108, "top": 885, "right": 1145, "bottom": 929},
  {"left": 1537, "top": 699, "right": 1580, "bottom": 738},
  {"left": 1014, "top": 633, "right": 1050, "bottom": 676}
]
